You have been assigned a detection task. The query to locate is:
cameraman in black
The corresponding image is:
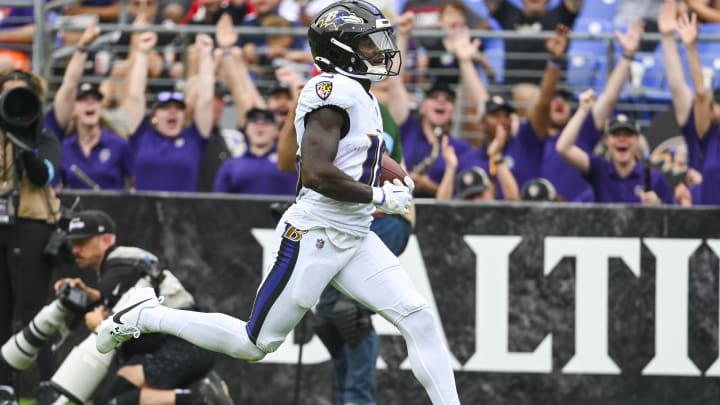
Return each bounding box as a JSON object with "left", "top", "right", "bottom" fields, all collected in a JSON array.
[
  {"left": 55, "top": 210, "right": 229, "bottom": 404},
  {"left": 0, "top": 70, "right": 63, "bottom": 405}
]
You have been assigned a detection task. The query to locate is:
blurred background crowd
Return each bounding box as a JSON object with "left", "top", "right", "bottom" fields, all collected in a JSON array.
[{"left": 2, "top": 0, "right": 720, "bottom": 206}]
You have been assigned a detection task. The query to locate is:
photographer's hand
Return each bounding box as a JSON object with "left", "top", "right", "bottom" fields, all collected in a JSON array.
[
  {"left": 54, "top": 277, "right": 101, "bottom": 304},
  {"left": 84, "top": 306, "right": 107, "bottom": 331}
]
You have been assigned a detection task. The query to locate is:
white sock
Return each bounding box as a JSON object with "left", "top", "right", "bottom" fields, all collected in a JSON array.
[{"left": 140, "top": 306, "right": 266, "bottom": 361}]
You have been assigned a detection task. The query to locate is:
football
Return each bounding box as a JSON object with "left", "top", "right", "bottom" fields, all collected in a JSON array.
[{"left": 379, "top": 154, "right": 408, "bottom": 185}]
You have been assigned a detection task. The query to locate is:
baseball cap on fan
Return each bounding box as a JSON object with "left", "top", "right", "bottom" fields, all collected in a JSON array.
[
  {"left": 425, "top": 81, "right": 456, "bottom": 102},
  {"left": 456, "top": 166, "right": 491, "bottom": 199},
  {"left": 607, "top": 114, "right": 639, "bottom": 134},
  {"left": 152, "top": 91, "right": 186, "bottom": 110},
  {"left": 76, "top": 82, "right": 103, "bottom": 100},
  {"left": 521, "top": 178, "right": 557, "bottom": 201},
  {"left": 64, "top": 210, "right": 116, "bottom": 240},
  {"left": 485, "top": 94, "right": 515, "bottom": 114}
]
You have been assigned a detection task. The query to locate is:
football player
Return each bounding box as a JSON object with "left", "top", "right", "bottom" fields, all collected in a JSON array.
[{"left": 93, "top": 2, "right": 461, "bottom": 404}]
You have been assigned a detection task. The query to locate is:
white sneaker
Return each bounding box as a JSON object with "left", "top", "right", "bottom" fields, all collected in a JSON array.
[{"left": 95, "top": 287, "right": 163, "bottom": 354}]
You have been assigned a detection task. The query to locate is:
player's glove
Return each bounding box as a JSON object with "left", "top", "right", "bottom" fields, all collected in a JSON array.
[{"left": 372, "top": 177, "right": 414, "bottom": 215}]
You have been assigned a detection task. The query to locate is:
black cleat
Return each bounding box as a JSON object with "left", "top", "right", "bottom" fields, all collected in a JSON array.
[{"left": 193, "top": 370, "right": 236, "bottom": 405}]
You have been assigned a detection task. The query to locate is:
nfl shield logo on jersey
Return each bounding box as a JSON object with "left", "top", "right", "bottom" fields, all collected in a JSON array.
[
  {"left": 315, "top": 81, "right": 333, "bottom": 100},
  {"left": 315, "top": 238, "right": 325, "bottom": 249}
]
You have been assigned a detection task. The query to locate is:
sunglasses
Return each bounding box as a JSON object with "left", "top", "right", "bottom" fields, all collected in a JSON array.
[
  {"left": 131, "top": 0, "right": 156, "bottom": 6},
  {"left": 156, "top": 91, "right": 184, "bottom": 104},
  {"left": 426, "top": 92, "right": 454, "bottom": 103},
  {"left": 247, "top": 115, "right": 275, "bottom": 125}
]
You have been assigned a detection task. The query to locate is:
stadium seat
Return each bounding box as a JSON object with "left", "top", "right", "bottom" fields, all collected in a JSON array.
[
  {"left": 567, "top": 18, "right": 614, "bottom": 93},
  {"left": 628, "top": 44, "right": 670, "bottom": 105},
  {"left": 483, "top": 17, "right": 505, "bottom": 84},
  {"left": 696, "top": 23, "right": 720, "bottom": 90}
]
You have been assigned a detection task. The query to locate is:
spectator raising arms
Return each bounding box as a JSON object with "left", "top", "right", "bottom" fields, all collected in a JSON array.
[
  {"left": 385, "top": 11, "right": 471, "bottom": 198},
  {"left": 122, "top": 32, "right": 214, "bottom": 192},
  {"left": 556, "top": 89, "right": 674, "bottom": 205},
  {"left": 214, "top": 13, "right": 267, "bottom": 129},
  {"left": 457, "top": 24, "right": 571, "bottom": 195},
  {"left": 539, "top": 19, "right": 645, "bottom": 202},
  {"left": 660, "top": 0, "right": 720, "bottom": 205},
  {"left": 46, "top": 21, "right": 133, "bottom": 191}
]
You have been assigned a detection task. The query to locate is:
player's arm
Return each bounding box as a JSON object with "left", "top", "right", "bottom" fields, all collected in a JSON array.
[{"left": 301, "top": 107, "right": 375, "bottom": 202}]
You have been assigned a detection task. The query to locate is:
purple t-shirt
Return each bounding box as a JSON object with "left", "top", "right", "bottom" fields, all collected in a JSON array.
[
  {"left": 44, "top": 108, "right": 67, "bottom": 140},
  {"left": 0, "top": 7, "right": 33, "bottom": 30},
  {"left": 541, "top": 114, "right": 601, "bottom": 202},
  {"left": 213, "top": 148, "right": 297, "bottom": 195},
  {"left": 130, "top": 118, "right": 208, "bottom": 192},
  {"left": 60, "top": 129, "right": 133, "bottom": 190},
  {"left": 503, "top": 120, "right": 545, "bottom": 189},
  {"left": 400, "top": 111, "right": 471, "bottom": 197},
  {"left": 681, "top": 109, "right": 720, "bottom": 205},
  {"left": 585, "top": 156, "right": 674, "bottom": 204}
]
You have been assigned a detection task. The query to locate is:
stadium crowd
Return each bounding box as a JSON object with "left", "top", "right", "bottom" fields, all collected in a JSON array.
[
  {"left": 0, "top": 0, "right": 719, "bottom": 206},
  {"left": 1, "top": 0, "right": 720, "bottom": 403}
]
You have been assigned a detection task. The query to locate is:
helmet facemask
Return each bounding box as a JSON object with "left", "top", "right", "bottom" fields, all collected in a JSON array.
[{"left": 329, "top": 25, "right": 401, "bottom": 82}]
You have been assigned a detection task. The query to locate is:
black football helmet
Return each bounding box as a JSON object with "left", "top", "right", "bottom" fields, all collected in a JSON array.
[{"left": 308, "top": 0, "right": 401, "bottom": 82}]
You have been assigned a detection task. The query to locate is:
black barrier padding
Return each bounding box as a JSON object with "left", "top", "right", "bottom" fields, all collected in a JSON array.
[{"left": 36, "top": 192, "right": 720, "bottom": 404}]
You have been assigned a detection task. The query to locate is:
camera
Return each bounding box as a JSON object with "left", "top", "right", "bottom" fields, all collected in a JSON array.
[
  {"left": 0, "top": 283, "right": 88, "bottom": 371},
  {"left": 0, "top": 86, "right": 42, "bottom": 151},
  {"left": 44, "top": 229, "right": 75, "bottom": 265},
  {"left": 56, "top": 282, "right": 89, "bottom": 314}
]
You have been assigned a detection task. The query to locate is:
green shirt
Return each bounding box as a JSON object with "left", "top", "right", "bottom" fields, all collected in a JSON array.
[{"left": 380, "top": 103, "right": 403, "bottom": 164}]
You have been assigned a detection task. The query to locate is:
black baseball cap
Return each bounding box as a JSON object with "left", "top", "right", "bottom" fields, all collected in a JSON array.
[
  {"left": 607, "top": 114, "right": 638, "bottom": 134},
  {"left": 521, "top": 178, "right": 557, "bottom": 201},
  {"left": 456, "top": 166, "right": 491, "bottom": 199},
  {"left": 246, "top": 107, "right": 276, "bottom": 123},
  {"left": 64, "top": 210, "right": 116, "bottom": 240},
  {"left": 76, "top": 82, "right": 102, "bottom": 100},
  {"left": 485, "top": 94, "right": 515, "bottom": 114},
  {"left": 153, "top": 91, "right": 186, "bottom": 110},
  {"left": 425, "top": 82, "right": 456, "bottom": 102}
]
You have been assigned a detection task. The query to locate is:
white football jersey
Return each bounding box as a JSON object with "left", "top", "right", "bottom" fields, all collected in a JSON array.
[{"left": 289, "top": 73, "right": 384, "bottom": 239}]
